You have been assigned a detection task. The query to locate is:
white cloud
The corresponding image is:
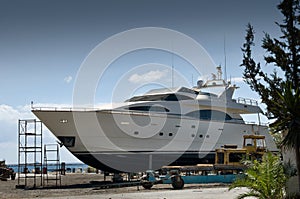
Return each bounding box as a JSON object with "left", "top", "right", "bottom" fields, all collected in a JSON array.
[
  {"left": 0, "top": 141, "right": 17, "bottom": 162},
  {"left": 0, "top": 103, "right": 81, "bottom": 164},
  {"left": 64, "top": 75, "right": 73, "bottom": 83},
  {"left": 0, "top": 104, "right": 35, "bottom": 163},
  {"left": 128, "top": 70, "right": 168, "bottom": 84},
  {"left": 0, "top": 104, "right": 31, "bottom": 124}
]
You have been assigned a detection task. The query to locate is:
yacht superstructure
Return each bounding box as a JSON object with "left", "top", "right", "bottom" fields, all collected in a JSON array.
[{"left": 32, "top": 70, "right": 277, "bottom": 172}]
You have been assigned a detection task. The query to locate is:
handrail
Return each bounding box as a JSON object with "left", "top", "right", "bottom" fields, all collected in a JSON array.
[
  {"left": 31, "top": 106, "right": 101, "bottom": 112},
  {"left": 32, "top": 107, "right": 269, "bottom": 126},
  {"left": 237, "top": 97, "right": 258, "bottom": 106},
  {"left": 31, "top": 107, "right": 164, "bottom": 115},
  {"left": 244, "top": 121, "right": 269, "bottom": 126},
  {"left": 31, "top": 107, "right": 171, "bottom": 118}
]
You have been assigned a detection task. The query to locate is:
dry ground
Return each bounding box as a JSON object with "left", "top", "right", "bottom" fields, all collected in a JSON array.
[{"left": 0, "top": 173, "right": 246, "bottom": 199}]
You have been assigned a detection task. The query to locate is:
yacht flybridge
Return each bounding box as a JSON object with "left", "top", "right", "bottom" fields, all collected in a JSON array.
[{"left": 32, "top": 69, "right": 277, "bottom": 172}]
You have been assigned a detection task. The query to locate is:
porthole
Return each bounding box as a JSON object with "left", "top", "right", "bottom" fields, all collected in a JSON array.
[
  {"left": 134, "top": 131, "right": 139, "bottom": 135},
  {"left": 159, "top": 132, "right": 164, "bottom": 136},
  {"left": 191, "top": 125, "right": 196, "bottom": 128},
  {"left": 199, "top": 134, "right": 203, "bottom": 138},
  {"left": 206, "top": 135, "right": 210, "bottom": 138},
  {"left": 191, "top": 134, "right": 195, "bottom": 137},
  {"left": 169, "top": 133, "right": 173, "bottom": 136}
]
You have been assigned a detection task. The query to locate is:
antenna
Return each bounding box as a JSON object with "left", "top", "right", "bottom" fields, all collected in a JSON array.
[
  {"left": 223, "top": 34, "right": 228, "bottom": 83},
  {"left": 172, "top": 55, "right": 174, "bottom": 88},
  {"left": 171, "top": 43, "right": 174, "bottom": 88},
  {"left": 191, "top": 74, "right": 194, "bottom": 86}
]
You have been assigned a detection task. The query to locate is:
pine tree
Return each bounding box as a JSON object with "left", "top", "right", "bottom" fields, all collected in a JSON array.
[{"left": 240, "top": 0, "right": 300, "bottom": 193}]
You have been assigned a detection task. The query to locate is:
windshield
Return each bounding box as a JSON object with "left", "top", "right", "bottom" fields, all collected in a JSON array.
[{"left": 126, "top": 94, "right": 194, "bottom": 102}]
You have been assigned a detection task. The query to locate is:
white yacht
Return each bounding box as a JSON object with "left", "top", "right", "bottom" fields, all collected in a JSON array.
[{"left": 32, "top": 70, "right": 278, "bottom": 172}]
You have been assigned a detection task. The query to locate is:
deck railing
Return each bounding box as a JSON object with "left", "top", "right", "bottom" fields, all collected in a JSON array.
[
  {"left": 237, "top": 97, "right": 258, "bottom": 106},
  {"left": 31, "top": 106, "right": 101, "bottom": 112},
  {"left": 244, "top": 121, "right": 269, "bottom": 126}
]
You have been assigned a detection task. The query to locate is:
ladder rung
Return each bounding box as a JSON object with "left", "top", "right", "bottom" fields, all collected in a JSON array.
[
  {"left": 19, "top": 151, "right": 42, "bottom": 153},
  {"left": 45, "top": 178, "right": 61, "bottom": 180},
  {"left": 24, "top": 133, "right": 37, "bottom": 135},
  {"left": 17, "top": 163, "right": 42, "bottom": 166},
  {"left": 20, "top": 146, "right": 42, "bottom": 148},
  {"left": 18, "top": 176, "right": 42, "bottom": 179}
]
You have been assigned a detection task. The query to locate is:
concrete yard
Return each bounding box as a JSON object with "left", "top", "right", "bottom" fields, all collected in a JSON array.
[
  {"left": 44, "top": 187, "right": 252, "bottom": 199},
  {"left": 0, "top": 173, "right": 251, "bottom": 199}
]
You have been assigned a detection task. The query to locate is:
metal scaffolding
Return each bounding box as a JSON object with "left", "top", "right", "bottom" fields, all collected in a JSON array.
[
  {"left": 43, "top": 144, "right": 61, "bottom": 187},
  {"left": 17, "top": 119, "right": 43, "bottom": 188}
]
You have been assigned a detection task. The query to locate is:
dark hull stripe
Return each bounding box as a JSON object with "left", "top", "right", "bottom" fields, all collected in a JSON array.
[{"left": 72, "top": 151, "right": 215, "bottom": 173}]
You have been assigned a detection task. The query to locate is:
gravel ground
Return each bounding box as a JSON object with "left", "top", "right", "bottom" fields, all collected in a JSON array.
[{"left": 0, "top": 173, "right": 250, "bottom": 199}]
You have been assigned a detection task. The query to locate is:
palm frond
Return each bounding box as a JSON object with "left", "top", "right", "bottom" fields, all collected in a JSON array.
[{"left": 230, "top": 153, "right": 288, "bottom": 199}]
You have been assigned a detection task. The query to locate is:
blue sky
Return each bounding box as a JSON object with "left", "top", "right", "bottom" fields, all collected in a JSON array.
[{"left": 0, "top": 0, "right": 282, "bottom": 164}]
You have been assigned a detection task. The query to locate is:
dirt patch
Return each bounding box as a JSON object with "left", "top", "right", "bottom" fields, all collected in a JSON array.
[{"left": 0, "top": 173, "right": 230, "bottom": 198}]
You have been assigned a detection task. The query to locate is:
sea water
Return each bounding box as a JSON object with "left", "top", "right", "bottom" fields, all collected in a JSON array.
[{"left": 7, "top": 163, "right": 88, "bottom": 173}]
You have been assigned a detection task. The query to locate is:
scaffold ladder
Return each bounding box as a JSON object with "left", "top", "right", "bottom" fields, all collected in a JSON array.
[
  {"left": 17, "top": 119, "right": 43, "bottom": 188},
  {"left": 43, "top": 144, "right": 61, "bottom": 187}
]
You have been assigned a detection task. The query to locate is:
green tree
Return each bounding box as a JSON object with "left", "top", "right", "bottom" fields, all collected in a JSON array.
[
  {"left": 229, "top": 153, "right": 288, "bottom": 199},
  {"left": 240, "top": 0, "right": 300, "bottom": 192}
]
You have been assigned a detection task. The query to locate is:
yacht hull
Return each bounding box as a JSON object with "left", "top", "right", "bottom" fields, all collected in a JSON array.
[{"left": 32, "top": 109, "right": 278, "bottom": 172}]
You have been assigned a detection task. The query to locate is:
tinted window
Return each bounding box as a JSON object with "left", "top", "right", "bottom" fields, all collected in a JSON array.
[
  {"left": 127, "top": 94, "right": 193, "bottom": 102},
  {"left": 185, "top": 110, "right": 232, "bottom": 121},
  {"left": 128, "top": 106, "right": 169, "bottom": 112}
]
